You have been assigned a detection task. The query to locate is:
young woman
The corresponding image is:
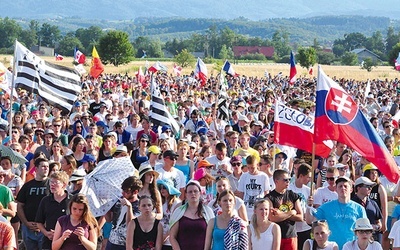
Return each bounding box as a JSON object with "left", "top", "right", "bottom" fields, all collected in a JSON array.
[
  {"left": 50, "top": 139, "right": 64, "bottom": 163},
  {"left": 126, "top": 196, "right": 163, "bottom": 250},
  {"left": 204, "top": 190, "right": 248, "bottom": 250},
  {"left": 97, "top": 134, "right": 116, "bottom": 163},
  {"left": 169, "top": 181, "right": 214, "bottom": 250},
  {"left": 71, "top": 136, "right": 87, "bottom": 168},
  {"left": 317, "top": 154, "right": 337, "bottom": 188},
  {"left": 249, "top": 199, "right": 281, "bottom": 250},
  {"left": 338, "top": 149, "right": 355, "bottom": 181},
  {"left": 175, "top": 141, "right": 194, "bottom": 184},
  {"left": 52, "top": 194, "right": 99, "bottom": 250},
  {"left": 342, "top": 218, "right": 382, "bottom": 250},
  {"left": 138, "top": 164, "right": 163, "bottom": 220},
  {"left": 131, "top": 134, "right": 150, "bottom": 169},
  {"left": 60, "top": 154, "right": 77, "bottom": 178},
  {"left": 12, "top": 111, "right": 26, "bottom": 129},
  {"left": 303, "top": 220, "right": 338, "bottom": 250},
  {"left": 157, "top": 179, "right": 181, "bottom": 250},
  {"left": 208, "top": 176, "right": 248, "bottom": 223},
  {"left": 193, "top": 168, "right": 215, "bottom": 205}
]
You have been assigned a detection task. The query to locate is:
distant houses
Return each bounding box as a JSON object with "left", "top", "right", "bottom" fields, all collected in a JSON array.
[
  {"left": 350, "top": 48, "right": 383, "bottom": 64},
  {"left": 233, "top": 46, "right": 274, "bottom": 58},
  {"left": 30, "top": 46, "right": 54, "bottom": 57}
]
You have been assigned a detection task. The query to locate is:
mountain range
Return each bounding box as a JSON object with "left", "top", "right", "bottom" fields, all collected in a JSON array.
[{"left": 2, "top": 0, "right": 400, "bottom": 20}]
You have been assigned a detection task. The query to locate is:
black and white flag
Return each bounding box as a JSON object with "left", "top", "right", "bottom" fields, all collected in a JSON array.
[{"left": 14, "top": 41, "right": 81, "bottom": 115}]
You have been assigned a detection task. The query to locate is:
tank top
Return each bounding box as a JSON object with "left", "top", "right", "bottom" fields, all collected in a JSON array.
[
  {"left": 132, "top": 218, "right": 160, "bottom": 250},
  {"left": 212, "top": 217, "right": 225, "bottom": 250},
  {"left": 175, "top": 160, "right": 191, "bottom": 183},
  {"left": 176, "top": 216, "right": 207, "bottom": 250},
  {"left": 369, "top": 184, "right": 381, "bottom": 208},
  {"left": 249, "top": 222, "right": 274, "bottom": 250},
  {"left": 57, "top": 215, "right": 90, "bottom": 250},
  {"left": 304, "top": 239, "right": 338, "bottom": 249}
]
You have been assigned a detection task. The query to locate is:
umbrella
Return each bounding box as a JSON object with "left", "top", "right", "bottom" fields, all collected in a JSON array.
[
  {"left": 80, "top": 156, "right": 136, "bottom": 217},
  {"left": 0, "top": 145, "right": 28, "bottom": 165}
]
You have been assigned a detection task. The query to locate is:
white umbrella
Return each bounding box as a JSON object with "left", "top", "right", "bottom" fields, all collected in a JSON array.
[
  {"left": 80, "top": 157, "right": 136, "bottom": 217},
  {"left": 0, "top": 145, "right": 28, "bottom": 165}
]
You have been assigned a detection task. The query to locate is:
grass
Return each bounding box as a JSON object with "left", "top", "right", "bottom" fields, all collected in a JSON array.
[{"left": 2, "top": 55, "right": 400, "bottom": 81}]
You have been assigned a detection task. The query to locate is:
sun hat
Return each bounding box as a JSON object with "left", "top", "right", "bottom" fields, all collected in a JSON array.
[
  {"left": 353, "top": 218, "right": 373, "bottom": 231},
  {"left": 138, "top": 163, "right": 159, "bottom": 179},
  {"left": 69, "top": 169, "right": 87, "bottom": 182},
  {"left": 81, "top": 154, "right": 96, "bottom": 163},
  {"left": 193, "top": 168, "right": 207, "bottom": 181},
  {"left": 157, "top": 179, "right": 181, "bottom": 196},
  {"left": 197, "top": 160, "right": 213, "bottom": 169},
  {"left": 148, "top": 146, "right": 161, "bottom": 155},
  {"left": 354, "top": 176, "right": 377, "bottom": 187}
]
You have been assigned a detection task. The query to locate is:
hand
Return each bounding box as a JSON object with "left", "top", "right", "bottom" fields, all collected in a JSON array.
[
  {"left": 62, "top": 229, "right": 72, "bottom": 240},
  {"left": 73, "top": 227, "right": 85, "bottom": 240},
  {"left": 27, "top": 222, "right": 39, "bottom": 232},
  {"left": 120, "top": 198, "right": 131, "bottom": 208},
  {"left": 46, "top": 230, "right": 55, "bottom": 240}
]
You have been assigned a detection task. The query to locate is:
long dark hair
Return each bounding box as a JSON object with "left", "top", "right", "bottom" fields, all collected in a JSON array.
[
  {"left": 140, "top": 173, "right": 161, "bottom": 213},
  {"left": 184, "top": 182, "right": 204, "bottom": 218}
]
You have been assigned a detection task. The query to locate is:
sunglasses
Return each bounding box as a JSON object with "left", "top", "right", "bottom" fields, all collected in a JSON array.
[
  {"left": 361, "top": 185, "right": 373, "bottom": 189},
  {"left": 326, "top": 177, "right": 336, "bottom": 181},
  {"left": 0, "top": 174, "right": 6, "bottom": 177},
  {"left": 157, "top": 185, "right": 167, "bottom": 190},
  {"left": 385, "top": 126, "right": 393, "bottom": 128},
  {"left": 168, "top": 156, "right": 177, "bottom": 161},
  {"left": 312, "top": 219, "right": 327, "bottom": 226},
  {"left": 231, "top": 162, "right": 241, "bottom": 167},
  {"left": 337, "top": 167, "right": 347, "bottom": 171},
  {"left": 279, "top": 178, "right": 291, "bottom": 182},
  {"left": 53, "top": 124, "right": 61, "bottom": 127},
  {"left": 140, "top": 139, "right": 148, "bottom": 142},
  {"left": 356, "top": 230, "right": 373, "bottom": 234}
]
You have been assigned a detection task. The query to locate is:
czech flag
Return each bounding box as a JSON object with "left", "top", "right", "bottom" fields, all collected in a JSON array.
[
  {"left": 289, "top": 51, "right": 297, "bottom": 84},
  {"left": 314, "top": 66, "right": 399, "bottom": 183},
  {"left": 222, "top": 60, "right": 239, "bottom": 77},
  {"left": 395, "top": 52, "right": 400, "bottom": 71},
  {"left": 194, "top": 57, "right": 208, "bottom": 87},
  {"left": 90, "top": 46, "right": 104, "bottom": 78},
  {"left": 54, "top": 53, "right": 64, "bottom": 61},
  {"left": 74, "top": 48, "right": 86, "bottom": 64}
]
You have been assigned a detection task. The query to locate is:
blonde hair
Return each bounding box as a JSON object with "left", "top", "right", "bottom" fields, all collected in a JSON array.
[{"left": 251, "top": 198, "right": 271, "bottom": 240}]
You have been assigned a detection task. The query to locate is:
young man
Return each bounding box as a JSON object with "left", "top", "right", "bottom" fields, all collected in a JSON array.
[
  {"left": 288, "top": 163, "right": 313, "bottom": 249},
  {"left": 306, "top": 176, "right": 367, "bottom": 249},
  {"left": 106, "top": 176, "right": 142, "bottom": 250},
  {"left": 35, "top": 171, "right": 71, "bottom": 250},
  {"left": 233, "top": 131, "right": 260, "bottom": 164},
  {"left": 205, "top": 142, "right": 232, "bottom": 177},
  {"left": 237, "top": 155, "right": 270, "bottom": 219},
  {"left": 313, "top": 167, "right": 338, "bottom": 208},
  {"left": 16, "top": 158, "right": 49, "bottom": 250},
  {"left": 266, "top": 169, "right": 303, "bottom": 250},
  {"left": 227, "top": 155, "right": 243, "bottom": 195}
]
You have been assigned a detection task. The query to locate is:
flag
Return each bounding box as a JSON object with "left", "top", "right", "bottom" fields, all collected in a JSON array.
[
  {"left": 136, "top": 66, "right": 146, "bottom": 85},
  {"left": 222, "top": 60, "right": 239, "bottom": 77},
  {"left": 309, "top": 67, "right": 313, "bottom": 76},
  {"left": 173, "top": 63, "right": 182, "bottom": 76},
  {"left": 149, "top": 76, "right": 180, "bottom": 135},
  {"left": 217, "top": 98, "right": 230, "bottom": 122},
  {"left": 148, "top": 61, "right": 168, "bottom": 73},
  {"left": 0, "top": 62, "right": 13, "bottom": 96},
  {"left": 289, "top": 51, "right": 297, "bottom": 84},
  {"left": 90, "top": 46, "right": 104, "bottom": 78},
  {"left": 194, "top": 57, "right": 207, "bottom": 86},
  {"left": 74, "top": 48, "right": 86, "bottom": 64},
  {"left": 74, "top": 64, "right": 87, "bottom": 76},
  {"left": 314, "top": 65, "right": 399, "bottom": 183},
  {"left": 364, "top": 79, "right": 371, "bottom": 100},
  {"left": 54, "top": 53, "right": 64, "bottom": 61},
  {"left": 274, "top": 101, "right": 332, "bottom": 157},
  {"left": 141, "top": 50, "right": 147, "bottom": 59},
  {"left": 395, "top": 52, "right": 400, "bottom": 71},
  {"left": 14, "top": 41, "right": 81, "bottom": 115}
]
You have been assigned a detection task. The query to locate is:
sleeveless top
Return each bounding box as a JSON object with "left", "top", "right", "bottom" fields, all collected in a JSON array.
[
  {"left": 57, "top": 215, "right": 90, "bottom": 250},
  {"left": 176, "top": 216, "right": 207, "bottom": 250},
  {"left": 175, "top": 160, "right": 191, "bottom": 183},
  {"left": 212, "top": 217, "right": 225, "bottom": 250},
  {"left": 304, "top": 239, "right": 338, "bottom": 249},
  {"left": 249, "top": 222, "right": 274, "bottom": 250},
  {"left": 369, "top": 184, "right": 381, "bottom": 208},
  {"left": 132, "top": 218, "right": 160, "bottom": 250}
]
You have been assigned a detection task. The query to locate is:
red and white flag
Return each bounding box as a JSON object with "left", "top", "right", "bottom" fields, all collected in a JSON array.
[
  {"left": 55, "top": 53, "right": 64, "bottom": 61},
  {"left": 274, "top": 101, "right": 332, "bottom": 157},
  {"left": 395, "top": 52, "right": 400, "bottom": 71},
  {"left": 173, "top": 63, "right": 182, "bottom": 76},
  {"left": 74, "top": 48, "right": 86, "bottom": 64},
  {"left": 194, "top": 57, "right": 208, "bottom": 86},
  {"left": 136, "top": 66, "right": 146, "bottom": 85},
  {"left": 148, "top": 61, "right": 168, "bottom": 73}
]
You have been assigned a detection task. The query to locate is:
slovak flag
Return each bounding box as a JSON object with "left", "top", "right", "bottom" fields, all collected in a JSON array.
[
  {"left": 74, "top": 48, "right": 86, "bottom": 64},
  {"left": 195, "top": 57, "right": 208, "bottom": 86},
  {"left": 222, "top": 60, "right": 239, "bottom": 77},
  {"left": 54, "top": 53, "right": 64, "bottom": 61},
  {"left": 314, "top": 66, "right": 400, "bottom": 183},
  {"left": 274, "top": 101, "right": 332, "bottom": 157},
  {"left": 395, "top": 52, "right": 400, "bottom": 71},
  {"left": 173, "top": 63, "right": 182, "bottom": 76},
  {"left": 289, "top": 51, "right": 297, "bottom": 84}
]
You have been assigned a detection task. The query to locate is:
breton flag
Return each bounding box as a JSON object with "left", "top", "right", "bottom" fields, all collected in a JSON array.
[
  {"left": 289, "top": 51, "right": 297, "bottom": 84},
  {"left": 149, "top": 76, "right": 180, "bottom": 135},
  {"left": 314, "top": 66, "right": 400, "bottom": 182},
  {"left": 173, "top": 63, "right": 182, "bottom": 76},
  {"left": 54, "top": 53, "right": 64, "bottom": 61},
  {"left": 222, "top": 60, "right": 239, "bottom": 77},
  {"left": 274, "top": 101, "right": 332, "bottom": 157},
  {"left": 194, "top": 57, "right": 208, "bottom": 86},
  {"left": 216, "top": 72, "right": 230, "bottom": 122},
  {"left": 90, "top": 46, "right": 104, "bottom": 78},
  {"left": 395, "top": 52, "right": 400, "bottom": 71},
  {"left": 148, "top": 61, "right": 168, "bottom": 73},
  {"left": 74, "top": 48, "right": 86, "bottom": 64},
  {"left": 14, "top": 41, "right": 81, "bottom": 115}
]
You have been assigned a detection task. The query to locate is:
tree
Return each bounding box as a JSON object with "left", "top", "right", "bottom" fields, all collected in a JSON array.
[
  {"left": 386, "top": 27, "right": 400, "bottom": 55},
  {"left": 38, "top": 23, "right": 61, "bottom": 47},
  {"left": 57, "top": 34, "right": 84, "bottom": 56},
  {"left": 218, "top": 45, "right": 234, "bottom": 60},
  {"left": 98, "top": 30, "right": 134, "bottom": 66},
  {"left": 0, "top": 17, "right": 22, "bottom": 49},
  {"left": 361, "top": 57, "right": 377, "bottom": 72},
  {"left": 271, "top": 29, "right": 291, "bottom": 58},
  {"left": 75, "top": 26, "right": 103, "bottom": 52},
  {"left": 296, "top": 47, "right": 317, "bottom": 69},
  {"left": 341, "top": 52, "right": 358, "bottom": 66},
  {"left": 317, "top": 51, "right": 335, "bottom": 65},
  {"left": 388, "top": 42, "right": 400, "bottom": 68},
  {"left": 174, "top": 49, "right": 195, "bottom": 68},
  {"left": 20, "top": 20, "right": 39, "bottom": 49}
]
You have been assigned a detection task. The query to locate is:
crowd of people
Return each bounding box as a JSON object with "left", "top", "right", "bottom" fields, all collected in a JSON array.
[{"left": 1, "top": 70, "right": 400, "bottom": 250}]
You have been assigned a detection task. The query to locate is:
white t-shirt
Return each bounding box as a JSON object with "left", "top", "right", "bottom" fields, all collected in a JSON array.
[
  {"left": 156, "top": 167, "right": 186, "bottom": 190},
  {"left": 288, "top": 183, "right": 311, "bottom": 232},
  {"left": 389, "top": 220, "right": 400, "bottom": 247},
  {"left": 238, "top": 172, "right": 270, "bottom": 218},
  {"left": 205, "top": 155, "right": 231, "bottom": 177},
  {"left": 313, "top": 186, "right": 338, "bottom": 206},
  {"left": 342, "top": 240, "right": 382, "bottom": 250}
]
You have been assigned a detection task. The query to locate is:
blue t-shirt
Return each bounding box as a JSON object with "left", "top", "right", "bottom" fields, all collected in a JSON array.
[
  {"left": 392, "top": 204, "right": 400, "bottom": 220},
  {"left": 315, "top": 199, "right": 367, "bottom": 249}
]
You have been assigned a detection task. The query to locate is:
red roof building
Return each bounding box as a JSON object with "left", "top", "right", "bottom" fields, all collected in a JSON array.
[{"left": 233, "top": 46, "right": 275, "bottom": 58}]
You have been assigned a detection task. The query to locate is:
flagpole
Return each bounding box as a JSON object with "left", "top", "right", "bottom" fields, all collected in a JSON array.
[
  {"left": 9, "top": 40, "right": 18, "bottom": 137},
  {"left": 213, "top": 71, "right": 223, "bottom": 138},
  {"left": 310, "top": 143, "right": 316, "bottom": 196}
]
